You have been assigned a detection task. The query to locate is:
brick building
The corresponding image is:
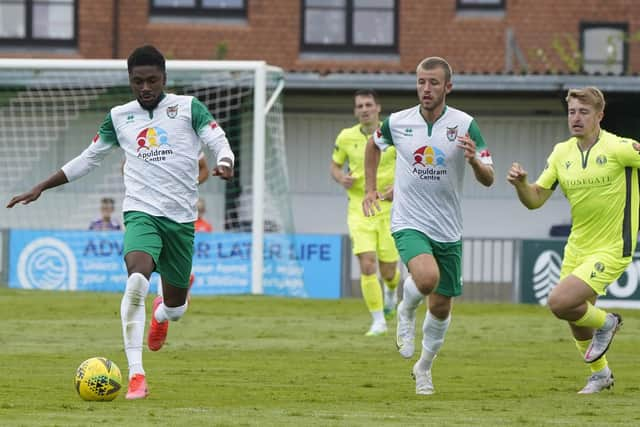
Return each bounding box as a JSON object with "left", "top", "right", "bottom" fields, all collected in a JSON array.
[{"left": 2, "top": 0, "right": 639, "bottom": 75}]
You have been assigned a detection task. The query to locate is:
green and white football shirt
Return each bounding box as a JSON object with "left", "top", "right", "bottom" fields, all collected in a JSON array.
[
  {"left": 62, "top": 93, "right": 233, "bottom": 223},
  {"left": 372, "top": 105, "right": 492, "bottom": 242}
]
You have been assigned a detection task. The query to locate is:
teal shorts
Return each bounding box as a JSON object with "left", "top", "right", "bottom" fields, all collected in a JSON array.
[
  {"left": 392, "top": 228, "right": 463, "bottom": 297},
  {"left": 123, "top": 211, "right": 195, "bottom": 288}
]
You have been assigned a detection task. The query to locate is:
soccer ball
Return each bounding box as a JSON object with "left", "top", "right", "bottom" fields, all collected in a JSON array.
[{"left": 74, "top": 357, "right": 122, "bottom": 401}]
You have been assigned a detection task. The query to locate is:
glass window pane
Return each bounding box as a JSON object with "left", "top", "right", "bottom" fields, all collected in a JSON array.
[
  {"left": 33, "top": 3, "right": 73, "bottom": 39},
  {"left": 203, "top": 0, "right": 244, "bottom": 7},
  {"left": 305, "top": 10, "right": 345, "bottom": 44},
  {"left": 353, "top": 11, "right": 393, "bottom": 46},
  {"left": 583, "top": 27, "right": 625, "bottom": 74},
  {"left": 0, "top": 4, "right": 26, "bottom": 38},
  {"left": 153, "top": 0, "right": 196, "bottom": 7},
  {"left": 306, "top": 0, "right": 345, "bottom": 7},
  {"left": 354, "top": 0, "right": 393, "bottom": 8}
]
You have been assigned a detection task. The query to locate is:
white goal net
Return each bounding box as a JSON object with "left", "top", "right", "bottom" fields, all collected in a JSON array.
[{"left": 0, "top": 59, "right": 297, "bottom": 294}]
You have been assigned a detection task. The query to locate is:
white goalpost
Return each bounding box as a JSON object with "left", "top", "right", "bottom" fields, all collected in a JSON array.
[{"left": 0, "top": 58, "right": 292, "bottom": 295}]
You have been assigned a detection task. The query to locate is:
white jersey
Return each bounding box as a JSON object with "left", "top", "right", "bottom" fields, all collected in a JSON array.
[
  {"left": 373, "top": 105, "right": 492, "bottom": 242},
  {"left": 61, "top": 93, "right": 234, "bottom": 223}
]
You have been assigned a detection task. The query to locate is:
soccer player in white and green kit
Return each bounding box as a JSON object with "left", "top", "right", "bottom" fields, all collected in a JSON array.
[
  {"left": 7, "top": 45, "right": 235, "bottom": 400},
  {"left": 508, "top": 87, "right": 639, "bottom": 394},
  {"left": 363, "top": 57, "right": 495, "bottom": 395}
]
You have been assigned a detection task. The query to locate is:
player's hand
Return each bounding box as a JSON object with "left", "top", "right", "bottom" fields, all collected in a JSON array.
[
  {"left": 633, "top": 142, "right": 640, "bottom": 153},
  {"left": 380, "top": 185, "right": 393, "bottom": 202},
  {"left": 6, "top": 187, "right": 43, "bottom": 208},
  {"left": 212, "top": 160, "right": 234, "bottom": 181},
  {"left": 362, "top": 190, "right": 382, "bottom": 217},
  {"left": 457, "top": 133, "right": 476, "bottom": 162},
  {"left": 507, "top": 162, "right": 528, "bottom": 186},
  {"left": 341, "top": 171, "right": 355, "bottom": 189}
]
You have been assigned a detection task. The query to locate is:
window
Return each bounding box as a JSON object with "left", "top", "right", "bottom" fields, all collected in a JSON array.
[
  {"left": 0, "top": 0, "right": 76, "bottom": 46},
  {"left": 581, "top": 22, "right": 628, "bottom": 75},
  {"left": 302, "top": 0, "right": 397, "bottom": 53},
  {"left": 150, "top": 0, "right": 246, "bottom": 18},
  {"left": 457, "top": 0, "right": 505, "bottom": 11}
]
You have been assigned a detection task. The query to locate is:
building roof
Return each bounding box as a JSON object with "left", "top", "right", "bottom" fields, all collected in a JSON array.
[{"left": 284, "top": 72, "right": 640, "bottom": 93}]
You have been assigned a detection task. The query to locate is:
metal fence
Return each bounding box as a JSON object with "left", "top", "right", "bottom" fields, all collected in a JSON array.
[
  {"left": 347, "top": 237, "right": 521, "bottom": 303},
  {"left": 459, "top": 237, "right": 519, "bottom": 303}
]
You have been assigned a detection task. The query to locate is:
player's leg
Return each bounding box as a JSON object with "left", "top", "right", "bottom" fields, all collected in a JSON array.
[
  {"left": 551, "top": 253, "right": 628, "bottom": 392},
  {"left": 379, "top": 260, "right": 400, "bottom": 320},
  {"left": 148, "top": 278, "right": 189, "bottom": 350},
  {"left": 156, "top": 271, "right": 194, "bottom": 300},
  {"left": 568, "top": 290, "right": 610, "bottom": 392},
  {"left": 413, "top": 239, "right": 460, "bottom": 395},
  {"left": 392, "top": 229, "right": 438, "bottom": 359},
  {"left": 548, "top": 256, "right": 623, "bottom": 363},
  {"left": 121, "top": 212, "right": 163, "bottom": 400},
  {"left": 349, "top": 215, "right": 386, "bottom": 335},
  {"left": 358, "top": 251, "right": 387, "bottom": 336},
  {"left": 148, "top": 217, "right": 195, "bottom": 351},
  {"left": 573, "top": 321, "right": 614, "bottom": 394},
  {"left": 377, "top": 214, "right": 400, "bottom": 320}
]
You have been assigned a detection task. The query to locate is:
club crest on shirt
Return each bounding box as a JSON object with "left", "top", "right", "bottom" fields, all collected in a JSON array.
[
  {"left": 590, "top": 262, "right": 605, "bottom": 278},
  {"left": 166, "top": 104, "right": 179, "bottom": 119},
  {"left": 446, "top": 126, "right": 458, "bottom": 142},
  {"left": 596, "top": 155, "right": 607, "bottom": 166}
]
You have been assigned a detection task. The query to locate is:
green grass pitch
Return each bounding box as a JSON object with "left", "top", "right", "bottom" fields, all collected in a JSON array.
[{"left": 1, "top": 287, "right": 639, "bottom": 426}]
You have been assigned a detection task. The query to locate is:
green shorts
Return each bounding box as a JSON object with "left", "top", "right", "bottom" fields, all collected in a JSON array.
[
  {"left": 347, "top": 210, "right": 398, "bottom": 263},
  {"left": 123, "top": 211, "right": 195, "bottom": 288},
  {"left": 561, "top": 245, "right": 632, "bottom": 296},
  {"left": 392, "top": 228, "right": 463, "bottom": 297}
]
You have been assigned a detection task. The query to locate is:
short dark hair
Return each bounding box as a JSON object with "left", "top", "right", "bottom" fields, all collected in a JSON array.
[
  {"left": 353, "top": 89, "right": 380, "bottom": 105},
  {"left": 127, "top": 45, "right": 166, "bottom": 74},
  {"left": 101, "top": 197, "right": 115, "bottom": 206}
]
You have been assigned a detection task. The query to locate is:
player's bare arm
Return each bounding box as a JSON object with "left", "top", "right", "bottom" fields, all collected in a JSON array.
[
  {"left": 212, "top": 157, "right": 234, "bottom": 180},
  {"left": 457, "top": 133, "right": 494, "bottom": 187},
  {"left": 507, "top": 162, "right": 552, "bottom": 209},
  {"left": 330, "top": 161, "right": 355, "bottom": 189},
  {"left": 198, "top": 156, "right": 210, "bottom": 185},
  {"left": 362, "top": 137, "right": 382, "bottom": 216},
  {"left": 7, "top": 169, "right": 69, "bottom": 208}
]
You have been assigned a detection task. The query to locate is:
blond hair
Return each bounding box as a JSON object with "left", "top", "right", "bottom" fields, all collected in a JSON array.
[
  {"left": 416, "top": 57, "right": 452, "bottom": 82},
  {"left": 565, "top": 87, "right": 605, "bottom": 112}
]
